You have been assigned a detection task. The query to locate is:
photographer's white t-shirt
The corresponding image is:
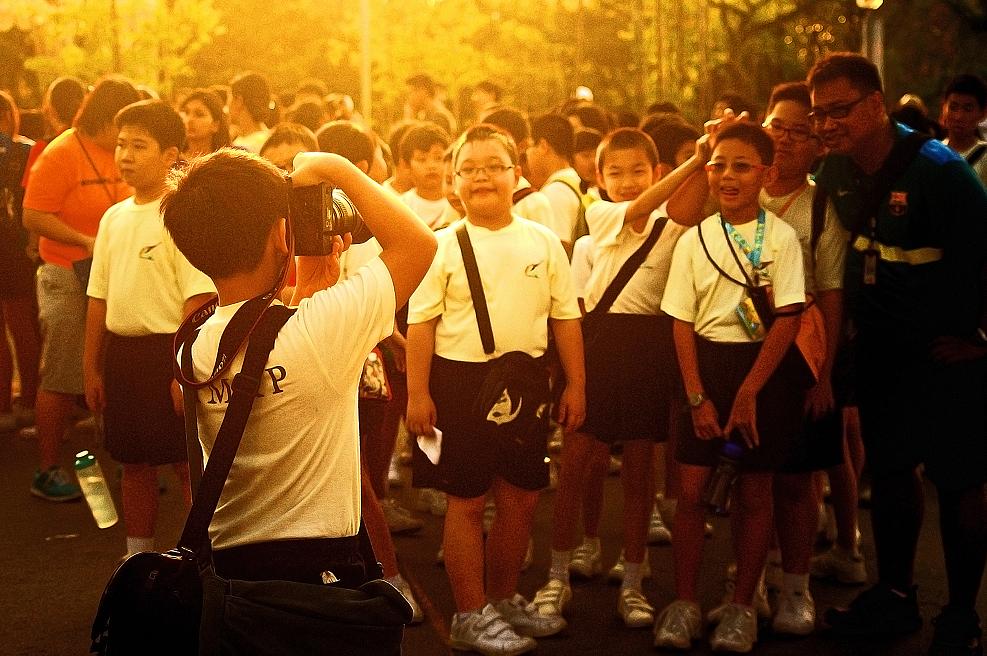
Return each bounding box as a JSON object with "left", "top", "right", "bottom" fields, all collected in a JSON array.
[{"left": 189, "top": 258, "right": 395, "bottom": 550}]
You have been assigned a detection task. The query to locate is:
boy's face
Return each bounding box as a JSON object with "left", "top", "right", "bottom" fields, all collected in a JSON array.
[
  {"left": 408, "top": 143, "right": 445, "bottom": 195},
  {"left": 706, "top": 138, "right": 771, "bottom": 216},
  {"left": 115, "top": 125, "right": 176, "bottom": 194},
  {"left": 941, "top": 92, "right": 986, "bottom": 141},
  {"left": 763, "top": 100, "right": 821, "bottom": 179},
  {"left": 442, "top": 158, "right": 465, "bottom": 216},
  {"left": 598, "top": 146, "right": 656, "bottom": 203},
  {"left": 573, "top": 149, "right": 597, "bottom": 185},
  {"left": 454, "top": 139, "right": 519, "bottom": 218}
]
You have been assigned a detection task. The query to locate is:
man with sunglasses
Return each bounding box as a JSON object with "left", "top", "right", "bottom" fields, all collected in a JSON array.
[{"left": 809, "top": 52, "right": 987, "bottom": 655}]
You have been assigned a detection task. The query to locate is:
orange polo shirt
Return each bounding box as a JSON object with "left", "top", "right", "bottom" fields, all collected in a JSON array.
[{"left": 23, "top": 129, "right": 132, "bottom": 269}]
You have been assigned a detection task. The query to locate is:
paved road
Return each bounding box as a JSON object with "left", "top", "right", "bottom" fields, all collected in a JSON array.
[{"left": 2, "top": 420, "right": 983, "bottom": 655}]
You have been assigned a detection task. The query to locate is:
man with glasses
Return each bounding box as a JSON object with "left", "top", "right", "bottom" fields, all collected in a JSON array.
[{"left": 808, "top": 52, "right": 987, "bottom": 655}]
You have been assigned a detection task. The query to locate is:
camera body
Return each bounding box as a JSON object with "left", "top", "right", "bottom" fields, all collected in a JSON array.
[{"left": 288, "top": 181, "right": 370, "bottom": 256}]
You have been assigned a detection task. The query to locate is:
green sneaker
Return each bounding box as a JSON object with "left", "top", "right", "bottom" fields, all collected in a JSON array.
[{"left": 31, "top": 467, "right": 82, "bottom": 502}]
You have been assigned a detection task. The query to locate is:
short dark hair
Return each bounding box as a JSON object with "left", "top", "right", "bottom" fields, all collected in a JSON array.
[
  {"left": 296, "top": 77, "right": 329, "bottom": 99},
  {"left": 574, "top": 128, "right": 602, "bottom": 154},
  {"left": 45, "top": 76, "right": 86, "bottom": 126},
  {"left": 316, "top": 120, "right": 374, "bottom": 165},
  {"left": 767, "top": 81, "right": 812, "bottom": 112},
  {"left": 406, "top": 74, "right": 436, "bottom": 96},
  {"left": 115, "top": 99, "right": 186, "bottom": 151},
  {"left": 0, "top": 90, "right": 19, "bottom": 137},
  {"left": 714, "top": 123, "right": 775, "bottom": 165},
  {"left": 180, "top": 88, "right": 232, "bottom": 151},
  {"left": 565, "top": 104, "right": 611, "bottom": 134},
  {"left": 807, "top": 52, "right": 883, "bottom": 96},
  {"left": 479, "top": 107, "right": 531, "bottom": 147},
  {"left": 452, "top": 123, "right": 519, "bottom": 167},
  {"left": 475, "top": 80, "right": 503, "bottom": 101},
  {"left": 230, "top": 71, "right": 272, "bottom": 123},
  {"left": 596, "top": 128, "right": 659, "bottom": 173},
  {"left": 387, "top": 120, "right": 420, "bottom": 165},
  {"left": 714, "top": 92, "right": 756, "bottom": 117},
  {"left": 260, "top": 123, "right": 318, "bottom": 155},
  {"left": 162, "top": 148, "right": 288, "bottom": 279},
  {"left": 75, "top": 76, "right": 140, "bottom": 136},
  {"left": 285, "top": 101, "right": 326, "bottom": 133},
  {"left": 399, "top": 123, "right": 451, "bottom": 163},
  {"left": 943, "top": 74, "right": 987, "bottom": 109},
  {"left": 646, "top": 100, "right": 680, "bottom": 115},
  {"left": 530, "top": 113, "right": 574, "bottom": 161},
  {"left": 639, "top": 113, "right": 700, "bottom": 167}
]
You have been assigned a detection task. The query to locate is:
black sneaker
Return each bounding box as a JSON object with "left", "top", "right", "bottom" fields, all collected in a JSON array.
[
  {"left": 823, "top": 583, "right": 922, "bottom": 638},
  {"left": 929, "top": 606, "right": 983, "bottom": 656}
]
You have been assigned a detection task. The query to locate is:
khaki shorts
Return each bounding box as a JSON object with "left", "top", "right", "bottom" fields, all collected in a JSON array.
[{"left": 37, "top": 264, "right": 87, "bottom": 395}]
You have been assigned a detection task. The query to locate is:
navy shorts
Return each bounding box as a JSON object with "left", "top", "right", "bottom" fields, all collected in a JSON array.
[{"left": 411, "top": 355, "right": 550, "bottom": 498}]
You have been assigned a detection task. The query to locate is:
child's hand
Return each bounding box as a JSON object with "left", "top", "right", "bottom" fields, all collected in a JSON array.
[
  {"left": 406, "top": 393, "right": 437, "bottom": 437},
  {"left": 724, "top": 385, "right": 759, "bottom": 448},
  {"left": 690, "top": 400, "right": 722, "bottom": 440},
  {"left": 556, "top": 383, "right": 586, "bottom": 434},
  {"left": 703, "top": 108, "right": 753, "bottom": 149},
  {"left": 804, "top": 377, "right": 835, "bottom": 420}
]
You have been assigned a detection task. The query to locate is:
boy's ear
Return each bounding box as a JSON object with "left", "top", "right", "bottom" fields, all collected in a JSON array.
[
  {"left": 356, "top": 160, "right": 370, "bottom": 174},
  {"left": 275, "top": 218, "right": 289, "bottom": 255},
  {"left": 163, "top": 145, "right": 181, "bottom": 164},
  {"left": 653, "top": 162, "right": 666, "bottom": 182}
]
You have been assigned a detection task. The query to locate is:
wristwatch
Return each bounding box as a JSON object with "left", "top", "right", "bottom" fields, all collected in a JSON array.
[{"left": 687, "top": 392, "right": 707, "bottom": 408}]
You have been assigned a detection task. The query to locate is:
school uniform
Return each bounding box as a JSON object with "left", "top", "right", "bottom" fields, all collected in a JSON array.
[
  {"left": 87, "top": 197, "right": 215, "bottom": 465},
  {"left": 661, "top": 210, "right": 811, "bottom": 470},
  {"left": 407, "top": 216, "right": 580, "bottom": 498},
  {"left": 580, "top": 201, "right": 686, "bottom": 444}
]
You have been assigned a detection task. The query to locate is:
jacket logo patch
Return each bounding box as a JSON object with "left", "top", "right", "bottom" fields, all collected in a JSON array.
[{"left": 888, "top": 191, "right": 908, "bottom": 217}]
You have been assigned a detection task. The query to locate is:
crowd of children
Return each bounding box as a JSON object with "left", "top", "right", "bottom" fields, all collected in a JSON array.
[{"left": 1, "top": 56, "right": 986, "bottom": 656}]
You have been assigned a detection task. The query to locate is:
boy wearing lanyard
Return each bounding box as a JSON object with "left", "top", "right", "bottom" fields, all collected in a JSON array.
[{"left": 658, "top": 123, "right": 808, "bottom": 653}]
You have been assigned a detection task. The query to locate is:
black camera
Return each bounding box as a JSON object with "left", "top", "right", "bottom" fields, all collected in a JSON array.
[{"left": 288, "top": 181, "right": 372, "bottom": 256}]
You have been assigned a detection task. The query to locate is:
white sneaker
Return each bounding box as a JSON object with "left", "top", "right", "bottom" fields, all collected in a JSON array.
[
  {"left": 647, "top": 504, "right": 672, "bottom": 545},
  {"left": 721, "top": 563, "right": 771, "bottom": 619},
  {"left": 653, "top": 600, "right": 702, "bottom": 649},
  {"left": 495, "top": 593, "right": 566, "bottom": 637},
  {"left": 568, "top": 538, "right": 602, "bottom": 579},
  {"left": 531, "top": 578, "right": 572, "bottom": 619},
  {"left": 809, "top": 545, "right": 867, "bottom": 585},
  {"left": 388, "top": 455, "right": 404, "bottom": 487},
  {"left": 772, "top": 587, "right": 815, "bottom": 636},
  {"left": 381, "top": 498, "right": 423, "bottom": 535},
  {"left": 449, "top": 604, "right": 536, "bottom": 656},
  {"left": 764, "top": 557, "right": 783, "bottom": 592},
  {"left": 709, "top": 603, "right": 757, "bottom": 653},
  {"left": 607, "top": 549, "right": 651, "bottom": 584},
  {"left": 618, "top": 587, "right": 655, "bottom": 628}
]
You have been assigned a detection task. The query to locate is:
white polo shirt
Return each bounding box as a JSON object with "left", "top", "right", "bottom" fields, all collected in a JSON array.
[
  {"left": 661, "top": 211, "right": 805, "bottom": 343},
  {"left": 408, "top": 216, "right": 580, "bottom": 362}
]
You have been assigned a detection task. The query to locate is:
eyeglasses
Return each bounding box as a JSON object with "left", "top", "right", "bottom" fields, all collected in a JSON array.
[
  {"left": 705, "top": 161, "right": 768, "bottom": 175},
  {"left": 764, "top": 120, "right": 816, "bottom": 143},
  {"left": 808, "top": 95, "right": 869, "bottom": 123},
  {"left": 455, "top": 163, "right": 514, "bottom": 179}
]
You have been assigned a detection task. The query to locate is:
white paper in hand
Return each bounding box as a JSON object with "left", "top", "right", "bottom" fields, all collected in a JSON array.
[{"left": 416, "top": 427, "right": 443, "bottom": 465}]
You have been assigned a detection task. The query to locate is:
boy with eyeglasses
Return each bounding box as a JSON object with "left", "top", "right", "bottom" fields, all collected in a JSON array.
[
  {"left": 406, "top": 124, "right": 585, "bottom": 655},
  {"left": 809, "top": 52, "right": 987, "bottom": 655},
  {"left": 657, "top": 122, "right": 809, "bottom": 653}
]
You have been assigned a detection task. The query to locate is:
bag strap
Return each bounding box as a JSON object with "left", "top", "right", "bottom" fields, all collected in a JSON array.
[
  {"left": 697, "top": 220, "right": 750, "bottom": 290},
  {"left": 177, "top": 304, "right": 296, "bottom": 556},
  {"left": 75, "top": 132, "right": 117, "bottom": 206},
  {"left": 512, "top": 187, "right": 537, "bottom": 205},
  {"left": 455, "top": 223, "right": 496, "bottom": 355},
  {"left": 587, "top": 216, "right": 668, "bottom": 317},
  {"left": 966, "top": 143, "right": 987, "bottom": 167},
  {"left": 810, "top": 184, "right": 828, "bottom": 253},
  {"left": 181, "top": 336, "right": 204, "bottom": 497}
]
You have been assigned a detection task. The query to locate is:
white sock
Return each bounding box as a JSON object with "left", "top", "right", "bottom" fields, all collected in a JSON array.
[
  {"left": 386, "top": 573, "right": 406, "bottom": 588},
  {"left": 782, "top": 572, "right": 809, "bottom": 594},
  {"left": 622, "top": 562, "right": 643, "bottom": 590},
  {"left": 549, "top": 549, "right": 571, "bottom": 582},
  {"left": 126, "top": 536, "right": 154, "bottom": 555}
]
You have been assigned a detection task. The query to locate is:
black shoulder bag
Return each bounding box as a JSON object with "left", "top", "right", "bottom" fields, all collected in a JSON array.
[
  {"left": 91, "top": 305, "right": 412, "bottom": 655},
  {"left": 455, "top": 223, "right": 552, "bottom": 440},
  {"left": 580, "top": 216, "right": 668, "bottom": 352}
]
